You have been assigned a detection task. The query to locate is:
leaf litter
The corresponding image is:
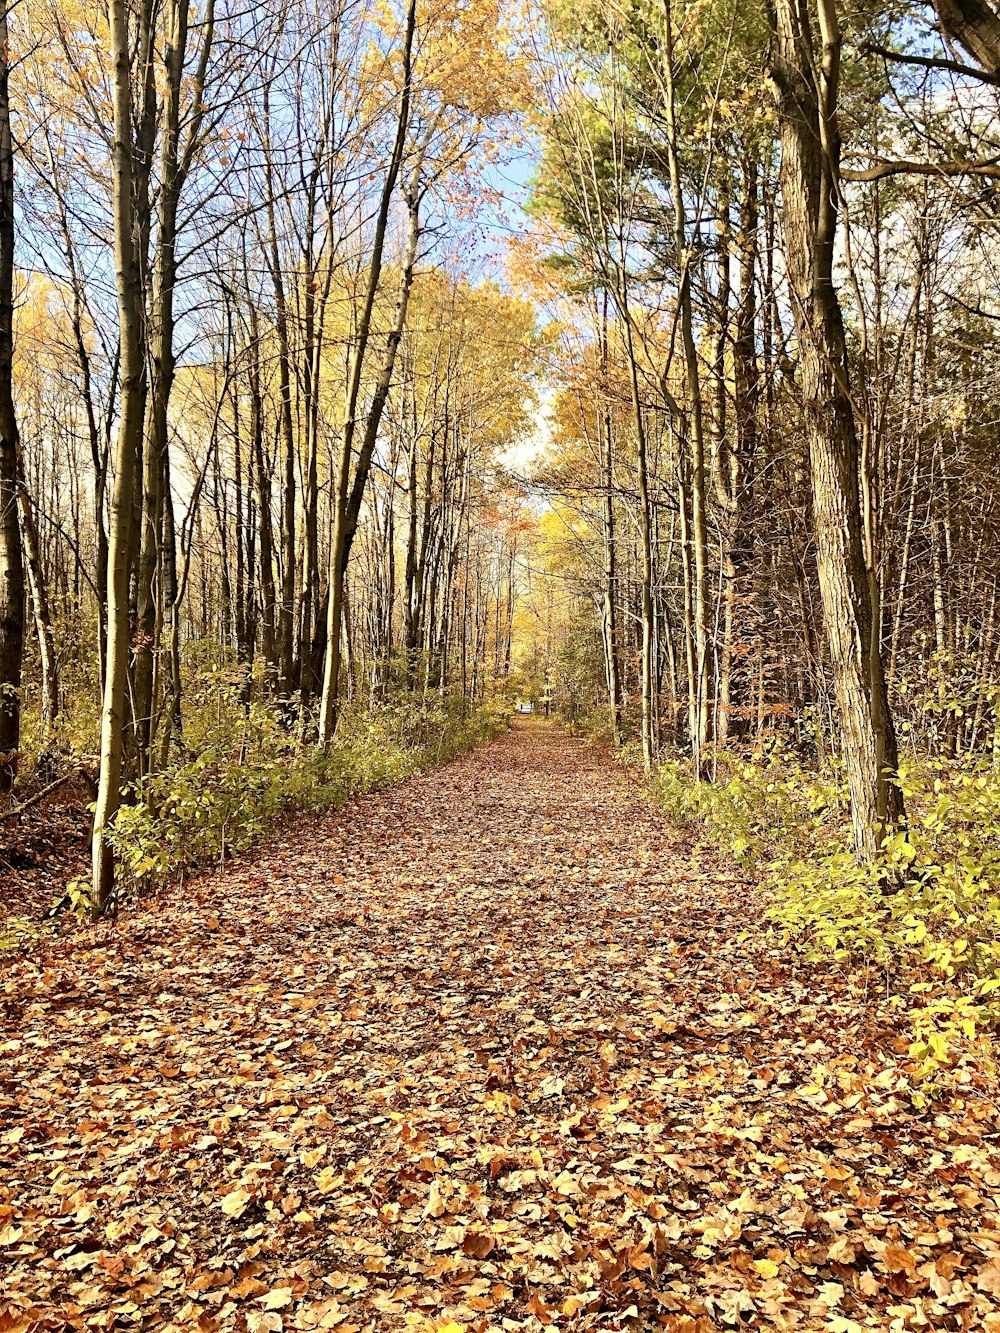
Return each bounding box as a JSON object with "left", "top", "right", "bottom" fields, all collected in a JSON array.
[{"left": 2, "top": 719, "right": 1000, "bottom": 1332}]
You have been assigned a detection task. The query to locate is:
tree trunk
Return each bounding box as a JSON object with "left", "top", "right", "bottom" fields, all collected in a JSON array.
[
  {"left": 15, "top": 451, "right": 58, "bottom": 735},
  {"left": 663, "top": 1, "right": 710, "bottom": 774},
  {"left": 0, "top": 2, "right": 23, "bottom": 795},
  {"left": 317, "top": 9, "right": 418, "bottom": 743},
  {"left": 623, "top": 319, "right": 655, "bottom": 769},
  {"left": 933, "top": 0, "right": 1000, "bottom": 73},
  {"left": 92, "top": 0, "right": 151, "bottom": 912},
  {"left": 597, "top": 296, "right": 623, "bottom": 743},
  {"left": 770, "top": 0, "right": 904, "bottom": 860},
  {"left": 262, "top": 98, "right": 298, "bottom": 700}
]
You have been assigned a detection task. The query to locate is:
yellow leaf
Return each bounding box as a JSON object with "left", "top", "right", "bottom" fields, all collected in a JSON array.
[
  {"left": 754, "top": 1258, "right": 779, "bottom": 1279},
  {"left": 404, "top": 1321, "right": 466, "bottom": 1333},
  {"left": 220, "top": 1187, "right": 250, "bottom": 1217},
  {"left": 315, "top": 1166, "right": 341, "bottom": 1193},
  {"left": 425, "top": 1182, "right": 447, "bottom": 1217}
]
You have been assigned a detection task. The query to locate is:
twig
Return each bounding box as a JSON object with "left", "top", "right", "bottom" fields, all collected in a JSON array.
[{"left": 0, "top": 773, "right": 87, "bottom": 824}]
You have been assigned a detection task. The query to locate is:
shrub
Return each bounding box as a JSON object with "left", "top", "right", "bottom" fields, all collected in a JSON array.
[{"left": 651, "top": 745, "right": 1000, "bottom": 1080}]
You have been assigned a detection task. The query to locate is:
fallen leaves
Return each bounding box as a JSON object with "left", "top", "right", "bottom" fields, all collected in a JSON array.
[
  {"left": 1, "top": 721, "right": 1000, "bottom": 1332},
  {"left": 460, "top": 1231, "right": 495, "bottom": 1260},
  {"left": 882, "top": 1245, "right": 919, "bottom": 1279},
  {"left": 220, "top": 1188, "right": 252, "bottom": 1218},
  {"left": 247, "top": 1313, "right": 284, "bottom": 1333}
]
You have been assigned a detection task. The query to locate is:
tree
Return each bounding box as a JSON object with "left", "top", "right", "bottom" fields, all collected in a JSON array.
[
  {"left": 318, "top": 0, "right": 419, "bottom": 743},
  {"left": 767, "top": 0, "right": 904, "bottom": 860},
  {"left": 0, "top": 0, "right": 24, "bottom": 796},
  {"left": 132, "top": 0, "right": 216, "bottom": 776},
  {"left": 91, "top": 0, "right": 155, "bottom": 913}
]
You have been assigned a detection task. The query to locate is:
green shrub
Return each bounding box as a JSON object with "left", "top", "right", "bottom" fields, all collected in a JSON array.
[{"left": 651, "top": 745, "right": 1000, "bottom": 1080}]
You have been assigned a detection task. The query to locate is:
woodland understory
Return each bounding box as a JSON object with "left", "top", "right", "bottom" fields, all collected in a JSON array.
[{"left": 5, "top": 0, "right": 1000, "bottom": 1328}]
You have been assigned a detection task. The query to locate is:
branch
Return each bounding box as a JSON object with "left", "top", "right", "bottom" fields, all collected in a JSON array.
[
  {"left": 0, "top": 771, "right": 91, "bottom": 824},
  {"left": 944, "top": 289, "right": 1000, "bottom": 319},
  {"left": 857, "top": 38, "right": 1000, "bottom": 87},
  {"left": 841, "top": 156, "right": 1000, "bottom": 180}
]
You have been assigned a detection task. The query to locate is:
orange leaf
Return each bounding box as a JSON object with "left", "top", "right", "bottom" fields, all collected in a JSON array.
[{"left": 461, "top": 1229, "right": 495, "bottom": 1258}]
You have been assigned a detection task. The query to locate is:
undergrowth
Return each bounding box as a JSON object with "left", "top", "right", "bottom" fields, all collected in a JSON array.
[
  {"left": 648, "top": 741, "right": 1000, "bottom": 1081},
  {"left": 88, "top": 689, "right": 508, "bottom": 911}
]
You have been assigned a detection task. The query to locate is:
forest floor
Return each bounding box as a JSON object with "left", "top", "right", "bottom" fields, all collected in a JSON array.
[
  {"left": 0, "top": 778, "right": 91, "bottom": 939},
  {"left": 2, "top": 719, "right": 1000, "bottom": 1333}
]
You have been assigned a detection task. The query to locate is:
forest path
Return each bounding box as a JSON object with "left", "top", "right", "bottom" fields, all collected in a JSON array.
[{"left": 3, "top": 720, "right": 1000, "bottom": 1331}]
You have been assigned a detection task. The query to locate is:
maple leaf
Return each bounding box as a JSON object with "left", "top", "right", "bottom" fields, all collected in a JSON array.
[
  {"left": 883, "top": 1245, "right": 919, "bottom": 1278},
  {"left": 527, "top": 1293, "right": 554, "bottom": 1324},
  {"left": 247, "top": 1314, "right": 283, "bottom": 1333},
  {"left": 816, "top": 1281, "right": 844, "bottom": 1307},
  {"left": 260, "top": 1288, "right": 293, "bottom": 1310}
]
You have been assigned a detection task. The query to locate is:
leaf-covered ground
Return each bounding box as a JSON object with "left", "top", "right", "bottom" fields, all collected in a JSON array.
[
  {"left": 2, "top": 719, "right": 1000, "bottom": 1332},
  {"left": 0, "top": 781, "right": 91, "bottom": 945}
]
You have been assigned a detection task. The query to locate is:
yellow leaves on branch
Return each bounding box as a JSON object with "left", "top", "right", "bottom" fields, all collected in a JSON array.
[
  {"left": 364, "top": 0, "right": 532, "bottom": 124},
  {"left": 13, "top": 0, "right": 110, "bottom": 100},
  {"left": 13, "top": 274, "right": 97, "bottom": 398},
  {"left": 416, "top": 0, "right": 533, "bottom": 118}
]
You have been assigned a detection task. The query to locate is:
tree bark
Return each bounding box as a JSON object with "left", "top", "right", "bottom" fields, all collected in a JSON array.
[
  {"left": 15, "top": 450, "right": 58, "bottom": 735},
  {"left": 0, "top": 1, "right": 24, "bottom": 795},
  {"left": 934, "top": 0, "right": 1000, "bottom": 73},
  {"left": 769, "top": 0, "right": 904, "bottom": 860},
  {"left": 92, "top": 0, "right": 152, "bottom": 912}
]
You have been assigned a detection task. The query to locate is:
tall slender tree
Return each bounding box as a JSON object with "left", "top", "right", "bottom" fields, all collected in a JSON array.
[
  {"left": 0, "top": 0, "right": 24, "bottom": 796},
  {"left": 92, "top": 0, "right": 155, "bottom": 912},
  {"left": 768, "top": 0, "right": 904, "bottom": 859}
]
